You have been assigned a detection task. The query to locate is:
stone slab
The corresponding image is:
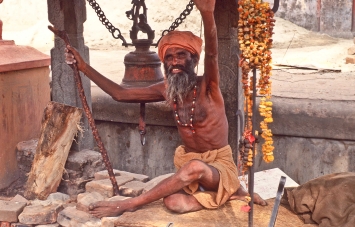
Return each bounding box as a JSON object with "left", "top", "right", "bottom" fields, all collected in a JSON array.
[
  {"left": 16, "top": 139, "right": 38, "bottom": 174},
  {"left": 239, "top": 168, "right": 299, "bottom": 200},
  {"left": 106, "top": 195, "right": 130, "bottom": 202},
  {"left": 85, "top": 176, "right": 134, "bottom": 198},
  {"left": 119, "top": 180, "right": 146, "bottom": 197},
  {"left": 112, "top": 199, "right": 305, "bottom": 227},
  {"left": 101, "top": 217, "right": 118, "bottom": 227},
  {"left": 35, "top": 224, "right": 59, "bottom": 227},
  {"left": 10, "top": 195, "right": 29, "bottom": 205},
  {"left": 0, "top": 200, "right": 27, "bottom": 222},
  {"left": 95, "top": 170, "right": 149, "bottom": 182},
  {"left": 18, "top": 204, "right": 63, "bottom": 225},
  {"left": 94, "top": 169, "right": 121, "bottom": 180},
  {"left": 76, "top": 192, "right": 105, "bottom": 213},
  {"left": 143, "top": 173, "right": 174, "bottom": 193},
  {"left": 65, "top": 149, "right": 105, "bottom": 177},
  {"left": 10, "top": 223, "right": 33, "bottom": 227},
  {"left": 57, "top": 206, "right": 101, "bottom": 227}
]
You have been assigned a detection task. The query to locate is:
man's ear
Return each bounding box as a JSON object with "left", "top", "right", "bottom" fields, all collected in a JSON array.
[{"left": 192, "top": 56, "right": 199, "bottom": 65}]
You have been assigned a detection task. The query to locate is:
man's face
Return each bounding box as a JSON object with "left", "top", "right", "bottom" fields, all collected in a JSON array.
[{"left": 163, "top": 47, "right": 197, "bottom": 103}]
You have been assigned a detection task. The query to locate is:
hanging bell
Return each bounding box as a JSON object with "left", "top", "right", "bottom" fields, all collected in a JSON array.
[
  {"left": 120, "top": 0, "right": 165, "bottom": 145},
  {"left": 121, "top": 38, "right": 164, "bottom": 98},
  {"left": 121, "top": 0, "right": 164, "bottom": 100}
]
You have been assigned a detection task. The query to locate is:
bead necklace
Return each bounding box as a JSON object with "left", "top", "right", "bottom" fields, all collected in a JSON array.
[{"left": 173, "top": 85, "right": 197, "bottom": 134}]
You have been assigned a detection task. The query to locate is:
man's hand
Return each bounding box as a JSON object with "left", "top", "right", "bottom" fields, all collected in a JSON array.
[
  {"left": 65, "top": 45, "right": 86, "bottom": 71},
  {"left": 193, "top": 0, "right": 216, "bottom": 13}
]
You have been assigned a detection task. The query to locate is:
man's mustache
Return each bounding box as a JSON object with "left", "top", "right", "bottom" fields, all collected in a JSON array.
[{"left": 168, "top": 65, "right": 188, "bottom": 74}]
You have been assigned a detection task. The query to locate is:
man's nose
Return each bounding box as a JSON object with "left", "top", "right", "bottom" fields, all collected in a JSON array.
[{"left": 172, "top": 56, "right": 179, "bottom": 65}]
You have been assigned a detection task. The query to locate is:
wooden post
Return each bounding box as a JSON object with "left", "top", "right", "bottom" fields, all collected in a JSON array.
[{"left": 25, "top": 102, "right": 82, "bottom": 200}]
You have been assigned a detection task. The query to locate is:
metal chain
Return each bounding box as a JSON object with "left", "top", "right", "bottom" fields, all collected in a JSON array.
[
  {"left": 86, "top": 0, "right": 194, "bottom": 47},
  {"left": 86, "top": 0, "right": 128, "bottom": 46},
  {"left": 156, "top": 1, "right": 195, "bottom": 46}
]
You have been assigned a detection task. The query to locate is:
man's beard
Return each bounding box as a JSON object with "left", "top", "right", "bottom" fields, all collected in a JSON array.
[{"left": 165, "top": 59, "right": 197, "bottom": 104}]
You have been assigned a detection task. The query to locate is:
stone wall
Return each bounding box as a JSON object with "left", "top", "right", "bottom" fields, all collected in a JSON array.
[{"left": 266, "top": 0, "right": 355, "bottom": 38}]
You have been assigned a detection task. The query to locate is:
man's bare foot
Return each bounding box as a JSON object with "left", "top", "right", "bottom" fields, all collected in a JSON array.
[
  {"left": 229, "top": 186, "right": 268, "bottom": 206},
  {"left": 88, "top": 200, "right": 137, "bottom": 218}
]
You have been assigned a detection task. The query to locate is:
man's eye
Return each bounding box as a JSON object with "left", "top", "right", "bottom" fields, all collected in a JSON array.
[{"left": 178, "top": 53, "right": 186, "bottom": 59}]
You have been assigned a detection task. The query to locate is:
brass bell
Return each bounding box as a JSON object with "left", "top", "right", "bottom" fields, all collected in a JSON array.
[{"left": 120, "top": 0, "right": 165, "bottom": 145}]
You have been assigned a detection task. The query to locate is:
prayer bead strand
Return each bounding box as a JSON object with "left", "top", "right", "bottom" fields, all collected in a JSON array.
[{"left": 173, "top": 85, "right": 197, "bottom": 134}]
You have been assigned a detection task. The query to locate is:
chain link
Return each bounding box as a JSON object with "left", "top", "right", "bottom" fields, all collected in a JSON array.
[
  {"left": 86, "top": 0, "right": 194, "bottom": 47},
  {"left": 86, "top": 0, "right": 128, "bottom": 46},
  {"left": 156, "top": 1, "right": 195, "bottom": 46}
]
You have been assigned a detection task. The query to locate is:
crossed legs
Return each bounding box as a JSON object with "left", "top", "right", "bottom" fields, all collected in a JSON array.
[{"left": 89, "top": 159, "right": 266, "bottom": 218}]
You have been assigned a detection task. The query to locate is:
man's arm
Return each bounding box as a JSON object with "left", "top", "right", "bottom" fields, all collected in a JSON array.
[
  {"left": 194, "top": 0, "right": 219, "bottom": 87},
  {"left": 66, "top": 45, "right": 165, "bottom": 102}
]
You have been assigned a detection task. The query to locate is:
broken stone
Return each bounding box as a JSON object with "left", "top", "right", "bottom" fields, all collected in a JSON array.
[
  {"left": 85, "top": 176, "right": 134, "bottom": 198},
  {"left": 16, "top": 139, "right": 38, "bottom": 174},
  {"left": 143, "top": 173, "right": 174, "bottom": 193},
  {"left": 346, "top": 55, "right": 355, "bottom": 64},
  {"left": 76, "top": 192, "right": 105, "bottom": 213},
  {"left": 93, "top": 169, "right": 121, "bottom": 180},
  {"left": 10, "top": 223, "right": 33, "bottom": 227},
  {"left": 0, "top": 222, "right": 10, "bottom": 227},
  {"left": 46, "top": 192, "right": 70, "bottom": 205},
  {"left": 119, "top": 181, "right": 146, "bottom": 197},
  {"left": 348, "top": 46, "right": 355, "bottom": 55},
  {"left": 0, "top": 200, "right": 27, "bottom": 222},
  {"left": 94, "top": 170, "right": 149, "bottom": 182},
  {"left": 57, "top": 177, "right": 91, "bottom": 197},
  {"left": 35, "top": 224, "right": 59, "bottom": 227},
  {"left": 65, "top": 149, "right": 105, "bottom": 179},
  {"left": 115, "top": 170, "right": 150, "bottom": 183},
  {"left": 57, "top": 206, "right": 101, "bottom": 227},
  {"left": 10, "top": 195, "right": 29, "bottom": 205},
  {"left": 106, "top": 195, "right": 130, "bottom": 202},
  {"left": 101, "top": 217, "right": 119, "bottom": 227},
  {"left": 18, "top": 203, "right": 63, "bottom": 225}
]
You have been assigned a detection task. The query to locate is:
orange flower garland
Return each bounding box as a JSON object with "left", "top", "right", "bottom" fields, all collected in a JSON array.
[{"left": 238, "top": 0, "right": 275, "bottom": 167}]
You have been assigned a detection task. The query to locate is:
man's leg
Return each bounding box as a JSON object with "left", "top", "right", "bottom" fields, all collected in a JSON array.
[{"left": 89, "top": 159, "right": 220, "bottom": 218}]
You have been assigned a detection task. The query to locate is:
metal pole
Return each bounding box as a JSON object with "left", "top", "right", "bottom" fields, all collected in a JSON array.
[{"left": 248, "top": 68, "right": 257, "bottom": 226}]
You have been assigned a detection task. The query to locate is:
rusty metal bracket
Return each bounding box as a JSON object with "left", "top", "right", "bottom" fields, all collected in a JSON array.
[
  {"left": 48, "top": 25, "right": 120, "bottom": 196},
  {"left": 139, "top": 103, "right": 147, "bottom": 146}
]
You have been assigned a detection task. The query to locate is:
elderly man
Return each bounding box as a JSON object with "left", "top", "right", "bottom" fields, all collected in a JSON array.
[{"left": 66, "top": 0, "right": 266, "bottom": 218}]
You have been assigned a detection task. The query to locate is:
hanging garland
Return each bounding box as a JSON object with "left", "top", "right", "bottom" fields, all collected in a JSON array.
[{"left": 237, "top": 0, "right": 275, "bottom": 171}]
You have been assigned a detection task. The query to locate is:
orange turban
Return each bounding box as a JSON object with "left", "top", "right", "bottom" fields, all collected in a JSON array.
[{"left": 158, "top": 31, "right": 203, "bottom": 62}]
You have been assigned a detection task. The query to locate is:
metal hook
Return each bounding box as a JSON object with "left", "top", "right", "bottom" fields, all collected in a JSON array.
[{"left": 140, "top": 130, "right": 146, "bottom": 146}]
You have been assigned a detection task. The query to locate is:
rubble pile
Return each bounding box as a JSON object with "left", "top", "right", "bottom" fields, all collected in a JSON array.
[{"left": 0, "top": 139, "right": 173, "bottom": 226}]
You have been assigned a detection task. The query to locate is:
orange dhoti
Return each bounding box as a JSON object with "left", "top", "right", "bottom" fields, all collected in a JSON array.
[{"left": 173, "top": 145, "right": 240, "bottom": 209}]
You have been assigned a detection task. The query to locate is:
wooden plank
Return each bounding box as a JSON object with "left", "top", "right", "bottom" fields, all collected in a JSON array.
[{"left": 24, "top": 101, "right": 82, "bottom": 200}]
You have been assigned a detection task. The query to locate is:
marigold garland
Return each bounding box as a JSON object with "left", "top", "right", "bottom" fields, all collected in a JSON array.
[{"left": 237, "top": 0, "right": 275, "bottom": 169}]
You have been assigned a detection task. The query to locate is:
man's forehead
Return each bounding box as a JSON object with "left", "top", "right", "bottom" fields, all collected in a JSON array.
[{"left": 165, "top": 47, "right": 191, "bottom": 55}]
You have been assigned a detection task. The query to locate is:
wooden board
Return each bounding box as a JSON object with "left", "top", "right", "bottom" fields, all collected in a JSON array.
[{"left": 24, "top": 101, "right": 82, "bottom": 200}]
